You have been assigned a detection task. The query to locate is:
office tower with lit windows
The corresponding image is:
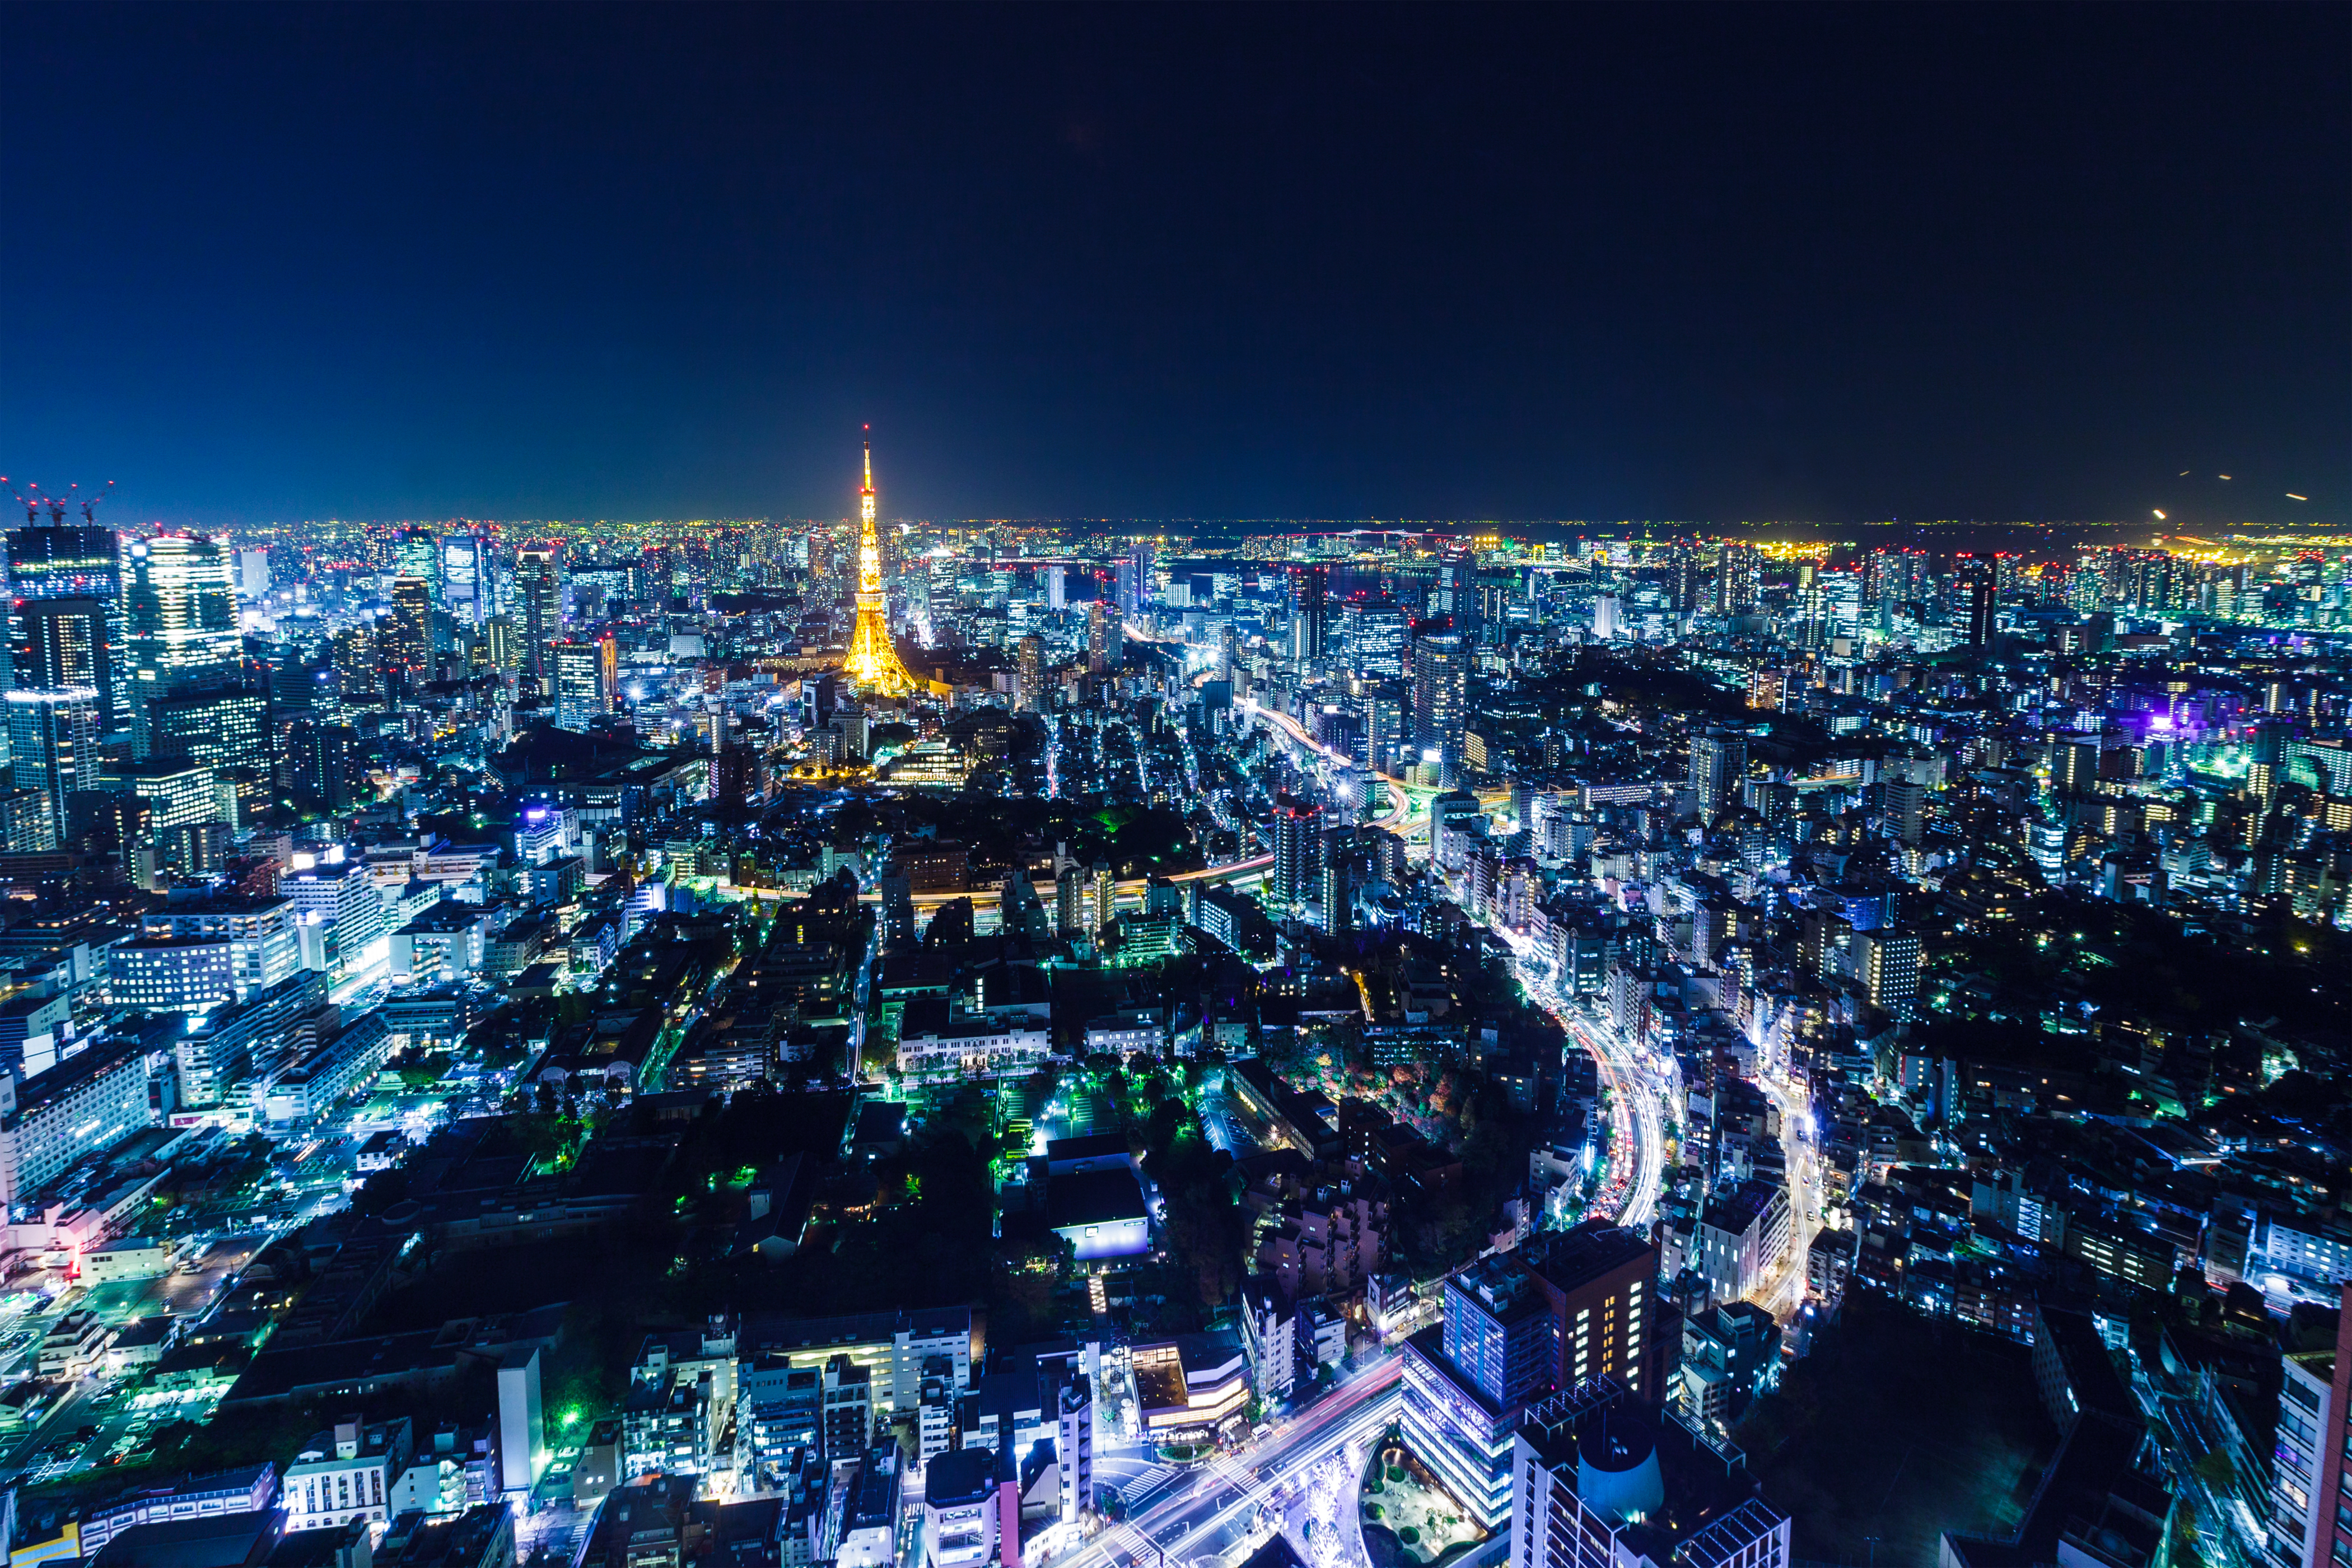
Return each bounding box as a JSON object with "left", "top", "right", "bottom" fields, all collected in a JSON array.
[
  {"left": 1690, "top": 730, "right": 1747, "bottom": 824},
  {"left": 1271, "top": 795, "right": 1323, "bottom": 913},
  {"left": 442, "top": 533, "right": 489, "bottom": 628},
  {"left": 392, "top": 525, "right": 438, "bottom": 588},
  {"left": 1117, "top": 539, "right": 1156, "bottom": 618},
  {"left": 1016, "top": 634, "right": 1044, "bottom": 712},
  {"left": 515, "top": 547, "right": 562, "bottom": 682},
  {"left": 1410, "top": 631, "right": 1466, "bottom": 782},
  {"left": 5, "top": 687, "right": 102, "bottom": 845},
  {"left": 8, "top": 500, "right": 125, "bottom": 729},
  {"left": 553, "top": 638, "right": 615, "bottom": 731},
  {"left": 284, "top": 720, "right": 356, "bottom": 812},
  {"left": 1340, "top": 598, "right": 1408, "bottom": 678},
  {"left": 123, "top": 534, "right": 241, "bottom": 759},
  {"left": 13, "top": 598, "right": 116, "bottom": 724},
  {"left": 381, "top": 576, "right": 433, "bottom": 692},
  {"left": 1959, "top": 554, "right": 1997, "bottom": 648},
  {"left": 1856, "top": 927, "right": 1922, "bottom": 1021},
  {"left": 1290, "top": 565, "right": 1326, "bottom": 665},
  {"left": 1714, "top": 542, "right": 1759, "bottom": 616},
  {"left": 1521, "top": 1224, "right": 1658, "bottom": 1401},
  {"left": 1086, "top": 602, "right": 1121, "bottom": 674}
]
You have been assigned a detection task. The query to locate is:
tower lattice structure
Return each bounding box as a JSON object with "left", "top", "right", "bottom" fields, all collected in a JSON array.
[{"left": 842, "top": 436, "right": 915, "bottom": 697}]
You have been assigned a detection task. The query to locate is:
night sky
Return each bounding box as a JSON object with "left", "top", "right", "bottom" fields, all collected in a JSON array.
[{"left": 3, "top": 4, "right": 2345, "bottom": 528}]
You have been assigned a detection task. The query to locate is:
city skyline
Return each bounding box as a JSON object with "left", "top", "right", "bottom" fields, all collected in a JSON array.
[{"left": 0, "top": 8, "right": 2349, "bottom": 1568}]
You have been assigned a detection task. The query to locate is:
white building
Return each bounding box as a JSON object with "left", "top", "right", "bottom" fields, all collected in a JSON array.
[
  {"left": 282, "top": 856, "right": 390, "bottom": 977},
  {"left": 133, "top": 899, "right": 302, "bottom": 1001},
  {"left": 895, "top": 1020, "right": 1052, "bottom": 1082},
  {"left": 0, "top": 1033, "right": 161, "bottom": 1207},
  {"left": 284, "top": 1417, "right": 414, "bottom": 1534},
  {"left": 260, "top": 1014, "right": 394, "bottom": 1126},
  {"left": 2267, "top": 1349, "right": 2337, "bottom": 1568},
  {"left": 2253, "top": 1214, "right": 2352, "bottom": 1290},
  {"left": 1696, "top": 1179, "right": 1791, "bottom": 1305}
]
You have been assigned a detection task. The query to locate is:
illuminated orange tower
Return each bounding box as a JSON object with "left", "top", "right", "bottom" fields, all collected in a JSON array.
[{"left": 842, "top": 432, "right": 915, "bottom": 696}]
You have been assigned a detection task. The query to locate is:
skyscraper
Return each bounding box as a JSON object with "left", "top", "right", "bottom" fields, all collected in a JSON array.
[
  {"left": 7, "top": 511, "right": 123, "bottom": 727},
  {"left": 123, "top": 534, "right": 241, "bottom": 759},
  {"left": 5, "top": 687, "right": 101, "bottom": 845},
  {"left": 1290, "top": 566, "right": 1326, "bottom": 665},
  {"left": 393, "top": 525, "right": 438, "bottom": 589},
  {"left": 1086, "top": 602, "right": 1121, "bottom": 674},
  {"left": 15, "top": 598, "right": 115, "bottom": 714},
  {"left": 1117, "top": 539, "right": 1156, "bottom": 618},
  {"left": 1690, "top": 730, "right": 1747, "bottom": 823},
  {"left": 1016, "top": 634, "right": 1044, "bottom": 712},
  {"left": 1958, "top": 554, "right": 1997, "bottom": 648},
  {"left": 1714, "top": 543, "right": 1759, "bottom": 616},
  {"left": 442, "top": 532, "right": 488, "bottom": 628},
  {"left": 1410, "top": 632, "right": 1467, "bottom": 782},
  {"left": 1856, "top": 928, "right": 1922, "bottom": 1020},
  {"left": 1271, "top": 795, "right": 1323, "bottom": 912},
  {"left": 514, "top": 546, "right": 562, "bottom": 687},
  {"left": 553, "top": 638, "right": 615, "bottom": 731},
  {"left": 382, "top": 576, "right": 433, "bottom": 690}
]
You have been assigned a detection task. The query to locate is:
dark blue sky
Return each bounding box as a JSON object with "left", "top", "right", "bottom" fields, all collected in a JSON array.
[{"left": 3, "top": 4, "right": 2345, "bottom": 528}]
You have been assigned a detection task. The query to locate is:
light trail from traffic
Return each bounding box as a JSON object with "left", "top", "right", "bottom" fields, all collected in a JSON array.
[{"left": 1053, "top": 1362, "right": 1403, "bottom": 1568}]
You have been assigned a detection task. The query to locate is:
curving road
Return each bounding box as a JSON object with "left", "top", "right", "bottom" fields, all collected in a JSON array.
[
  {"left": 1049, "top": 1362, "right": 1404, "bottom": 1568},
  {"left": 1491, "top": 929, "right": 1667, "bottom": 1233}
]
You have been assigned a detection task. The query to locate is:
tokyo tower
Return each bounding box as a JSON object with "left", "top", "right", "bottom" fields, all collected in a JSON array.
[{"left": 842, "top": 432, "right": 915, "bottom": 697}]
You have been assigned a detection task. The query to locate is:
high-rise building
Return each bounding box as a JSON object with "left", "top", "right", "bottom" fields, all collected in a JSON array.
[
  {"left": 1340, "top": 598, "right": 1408, "bottom": 678},
  {"left": 4, "top": 688, "right": 101, "bottom": 846},
  {"left": 441, "top": 533, "right": 488, "bottom": 628},
  {"left": 1690, "top": 731, "right": 1747, "bottom": 823},
  {"left": 1077, "top": 863, "right": 1111, "bottom": 933},
  {"left": 1855, "top": 928, "right": 1922, "bottom": 1021},
  {"left": 123, "top": 534, "right": 241, "bottom": 758},
  {"left": 1714, "top": 543, "right": 1759, "bottom": 616},
  {"left": 1959, "top": 554, "right": 1997, "bottom": 648},
  {"left": 381, "top": 576, "right": 432, "bottom": 689},
  {"left": 7, "top": 510, "right": 126, "bottom": 727},
  {"left": 515, "top": 547, "right": 562, "bottom": 681},
  {"left": 1521, "top": 1224, "right": 1658, "bottom": 1399},
  {"left": 1290, "top": 566, "right": 1326, "bottom": 665},
  {"left": 552, "top": 638, "right": 615, "bottom": 731},
  {"left": 392, "top": 526, "right": 438, "bottom": 589},
  {"left": 1271, "top": 795, "right": 1324, "bottom": 912},
  {"left": 147, "top": 686, "right": 269, "bottom": 819},
  {"left": 6, "top": 516, "right": 120, "bottom": 602},
  {"left": 13, "top": 597, "right": 116, "bottom": 724},
  {"left": 1016, "top": 634, "right": 1044, "bottom": 712},
  {"left": 1441, "top": 1252, "right": 1557, "bottom": 1410},
  {"left": 1410, "top": 632, "right": 1466, "bottom": 782},
  {"left": 1117, "top": 539, "right": 1156, "bottom": 618},
  {"left": 284, "top": 720, "right": 356, "bottom": 812},
  {"left": 1511, "top": 1383, "right": 1791, "bottom": 1568},
  {"left": 1086, "top": 601, "right": 1121, "bottom": 674}
]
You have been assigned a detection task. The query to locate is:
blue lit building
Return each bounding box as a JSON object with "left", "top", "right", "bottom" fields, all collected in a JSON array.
[{"left": 1401, "top": 1253, "right": 1558, "bottom": 1530}]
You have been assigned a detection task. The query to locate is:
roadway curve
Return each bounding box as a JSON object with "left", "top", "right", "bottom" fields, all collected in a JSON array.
[
  {"left": 1236, "top": 698, "right": 1432, "bottom": 846},
  {"left": 1060, "top": 1362, "right": 1404, "bottom": 1568},
  {"left": 1490, "top": 927, "right": 1667, "bottom": 1234}
]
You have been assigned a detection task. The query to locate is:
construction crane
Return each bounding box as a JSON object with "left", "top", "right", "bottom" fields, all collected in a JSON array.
[
  {"left": 69, "top": 479, "right": 115, "bottom": 524},
  {"left": 2, "top": 479, "right": 43, "bottom": 526}
]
